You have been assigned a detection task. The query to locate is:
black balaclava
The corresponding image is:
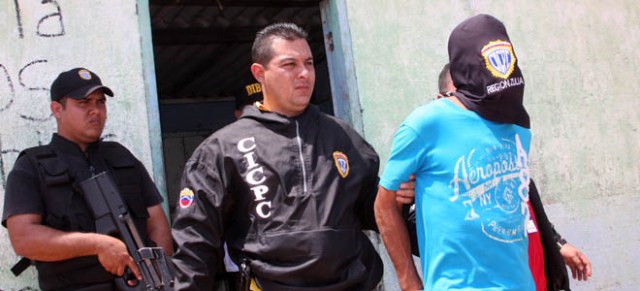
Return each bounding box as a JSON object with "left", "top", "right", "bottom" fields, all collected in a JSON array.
[{"left": 448, "top": 14, "right": 530, "bottom": 128}]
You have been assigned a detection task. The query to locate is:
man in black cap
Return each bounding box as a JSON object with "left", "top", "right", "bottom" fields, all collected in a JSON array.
[
  {"left": 2, "top": 67, "right": 172, "bottom": 290},
  {"left": 234, "top": 81, "right": 263, "bottom": 119},
  {"left": 375, "top": 14, "right": 537, "bottom": 290}
]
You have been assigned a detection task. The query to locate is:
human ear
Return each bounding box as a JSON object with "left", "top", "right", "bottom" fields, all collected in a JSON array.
[
  {"left": 251, "top": 63, "right": 265, "bottom": 83},
  {"left": 50, "top": 101, "right": 63, "bottom": 119}
]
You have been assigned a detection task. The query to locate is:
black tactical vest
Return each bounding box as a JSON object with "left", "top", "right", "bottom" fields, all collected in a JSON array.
[{"left": 20, "top": 142, "right": 151, "bottom": 291}]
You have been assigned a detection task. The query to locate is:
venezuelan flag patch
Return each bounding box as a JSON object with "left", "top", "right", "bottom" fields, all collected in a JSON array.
[{"left": 179, "top": 188, "right": 195, "bottom": 208}]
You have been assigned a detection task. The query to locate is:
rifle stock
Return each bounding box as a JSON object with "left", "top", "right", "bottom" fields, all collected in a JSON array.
[{"left": 79, "top": 171, "right": 175, "bottom": 291}]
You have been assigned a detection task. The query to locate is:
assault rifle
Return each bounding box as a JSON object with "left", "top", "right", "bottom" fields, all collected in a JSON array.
[{"left": 79, "top": 171, "right": 175, "bottom": 291}]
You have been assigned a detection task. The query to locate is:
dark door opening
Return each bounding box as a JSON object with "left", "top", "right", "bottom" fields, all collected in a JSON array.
[{"left": 149, "top": 0, "right": 333, "bottom": 215}]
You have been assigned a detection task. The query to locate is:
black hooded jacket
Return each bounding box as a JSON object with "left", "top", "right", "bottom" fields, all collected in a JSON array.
[
  {"left": 171, "top": 104, "right": 383, "bottom": 291},
  {"left": 529, "top": 180, "right": 571, "bottom": 291}
]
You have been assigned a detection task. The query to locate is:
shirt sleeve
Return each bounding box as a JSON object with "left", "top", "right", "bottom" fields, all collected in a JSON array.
[
  {"left": 379, "top": 124, "right": 426, "bottom": 191},
  {"left": 171, "top": 151, "right": 227, "bottom": 290},
  {"left": 2, "top": 155, "right": 44, "bottom": 227},
  {"left": 354, "top": 136, "right": 381, "bottom": 231},
  {"left": 136, "top": 159, "right": 163, "bottom": 208}
]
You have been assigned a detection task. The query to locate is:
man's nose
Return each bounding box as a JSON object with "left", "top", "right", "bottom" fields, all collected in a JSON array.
[
  {"left": 87, "top": 101, "right": 101, "bottom": 112},
  {"left": 298, "top": 65, "right": 312, "bottom": 79}
]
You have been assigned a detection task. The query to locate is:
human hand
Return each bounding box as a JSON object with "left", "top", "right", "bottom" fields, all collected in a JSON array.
[
  {"left": 95, "top": 235, "right": 141, "bottom": 280},
  {"left": 396, "top": 175, "right": 416, "bottom": 204},
  {"left": 560, "top": 242, "right": 592, "bottom": 281}
]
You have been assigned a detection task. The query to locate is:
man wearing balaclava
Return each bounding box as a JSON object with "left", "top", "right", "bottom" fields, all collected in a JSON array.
[{"left": 375, "top": 14, "right": 535, "bottom": 290}]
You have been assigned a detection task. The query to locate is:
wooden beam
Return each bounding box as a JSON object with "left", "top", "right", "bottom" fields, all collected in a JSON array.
[
  {"left": 151, "top": 0, "right": 320, "bottom": 7},
  {"left": 153, "top": 25, "right": 324, "bottom": 45}
]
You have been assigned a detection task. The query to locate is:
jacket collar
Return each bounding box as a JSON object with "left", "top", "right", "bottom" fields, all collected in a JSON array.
[{"left": 240, "top": 103, "right": 321, "bottom": 126}]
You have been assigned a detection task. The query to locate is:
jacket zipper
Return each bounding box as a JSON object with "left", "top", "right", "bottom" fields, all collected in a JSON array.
[{"left": 295, "top": 120, "right": 308, "bottom": 193}]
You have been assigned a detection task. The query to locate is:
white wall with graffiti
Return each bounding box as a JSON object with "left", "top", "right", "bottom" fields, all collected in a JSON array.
[{"left": 0, "top": 1, "right": 159, "bottom": 289}]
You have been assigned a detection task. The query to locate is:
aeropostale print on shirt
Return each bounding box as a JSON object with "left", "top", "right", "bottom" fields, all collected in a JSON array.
[{"left": 449, "top": 132, "right": 530, "bottom": 243}]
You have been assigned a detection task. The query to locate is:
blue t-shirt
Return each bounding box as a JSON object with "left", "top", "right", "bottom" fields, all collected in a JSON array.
[{"left": 380, "top": 98, "right": 535, "bottom": 291}]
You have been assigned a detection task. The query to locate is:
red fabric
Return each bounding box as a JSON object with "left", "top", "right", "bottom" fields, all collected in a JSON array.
[{"left": 528, "top": 202, "right": 547, "bottom": 291}]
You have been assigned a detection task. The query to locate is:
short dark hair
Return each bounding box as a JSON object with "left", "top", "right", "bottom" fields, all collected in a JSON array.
[
  {"left": 57, "top": 96, "right": 69, "bottom": 107},
  {"left": 438, "top": 63, "right": 452, "bottom": 93},
  {"left": 251, "top": 22, "right": 308, "bottom": 66}
]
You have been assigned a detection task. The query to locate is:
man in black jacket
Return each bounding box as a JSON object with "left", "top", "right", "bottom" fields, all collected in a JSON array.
[{"left": 171, "top": 22, "right": 413, "bottom": 291}]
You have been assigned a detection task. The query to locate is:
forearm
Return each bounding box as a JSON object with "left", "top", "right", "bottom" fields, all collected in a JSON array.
[
  {"left": 8, "top": 213, "right": 142, "bottom": 278},
  {"left": 146, "top": 205, "right": 173, "bottom": 255},
  {"left": 149, "top": 226, "right": 173, "bottom": 256},
  {"left": 374, "top": 187, "right": 422, "bottom": 290},
  {"left": 8, "top": 216, "right": 103, "bottom": 261}
]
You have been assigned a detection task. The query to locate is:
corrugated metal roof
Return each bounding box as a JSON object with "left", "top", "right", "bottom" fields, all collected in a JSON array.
[{"left": 150, "top": 0, "right": 326, "bottom": 101}]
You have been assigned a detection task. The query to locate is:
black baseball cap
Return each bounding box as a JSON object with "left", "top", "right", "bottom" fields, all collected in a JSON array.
[
  {"left": 234, "top": 81, "right": 263, "bottom": 110},
  {"left": 50, "top": 68, "right": 114, "bottom": 101}
]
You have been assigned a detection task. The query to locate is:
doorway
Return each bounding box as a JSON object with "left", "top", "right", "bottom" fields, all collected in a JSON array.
[{"left": 148, "top": 0, "right": 333, "bottom": 215}]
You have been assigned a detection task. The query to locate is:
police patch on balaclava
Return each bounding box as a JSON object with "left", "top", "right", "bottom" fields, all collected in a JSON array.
[{"left": 448, "top": 14, "right": 530, "bottom": 128}]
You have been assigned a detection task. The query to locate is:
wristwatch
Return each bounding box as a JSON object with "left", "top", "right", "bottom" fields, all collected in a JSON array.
[{"left": 556, "top": 237, "right": 568, "bottom": 249}]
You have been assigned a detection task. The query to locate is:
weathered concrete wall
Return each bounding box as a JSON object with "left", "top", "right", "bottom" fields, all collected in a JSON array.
[
  {"left": 346, "top": 0, "right": 640, "bottom": 290},
  {"left": 0, "top": 1, "right": 160, "bottom": 289}
]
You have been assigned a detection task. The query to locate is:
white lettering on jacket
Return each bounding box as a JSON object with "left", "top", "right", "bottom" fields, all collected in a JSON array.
[{"left": 237, "top": 137, "right": 271, "bottom": 218}]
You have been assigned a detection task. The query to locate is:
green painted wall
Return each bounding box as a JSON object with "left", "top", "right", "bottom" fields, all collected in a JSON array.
[
  {"left": 345, "top": 0, "right": 640, "bottom": 290},
  {"left": 0, "top": 1, "right": 163, "bottom": 288}
]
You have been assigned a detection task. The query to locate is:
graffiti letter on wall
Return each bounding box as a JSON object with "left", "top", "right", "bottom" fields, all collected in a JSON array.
[
  {"left": 13, "top": 0, "right": 25, "bottom": 38},
  {"left": 13, "top": 0, "right": 65, "bottom": 39},
  {"left": 19, "top": 59, "right": 52, "bottom": 122},
  {"left": 38, "top": 0, "right": 65, "bottom": 38},
  {"left": 0, "top": 134, "right": 30, "bottom": 189},
  {"left": 0, "top": 65, "right": 16, "bottom": 113}
]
